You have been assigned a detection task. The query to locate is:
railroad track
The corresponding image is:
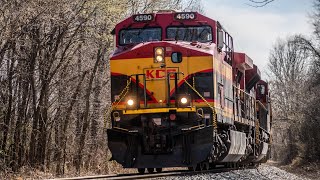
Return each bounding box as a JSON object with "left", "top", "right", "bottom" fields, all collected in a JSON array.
[{"left": 53, "top": 167, "right": 240, "bottom": 180}]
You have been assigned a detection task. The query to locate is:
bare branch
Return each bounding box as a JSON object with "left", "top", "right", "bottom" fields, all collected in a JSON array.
[{"left": 246, "top": 0, "right": 275, "bottom": 7}]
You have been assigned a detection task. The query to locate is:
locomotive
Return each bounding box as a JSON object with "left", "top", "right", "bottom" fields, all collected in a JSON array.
[{"left": 107, "top": 11, "right": 272, "bottom": 173}]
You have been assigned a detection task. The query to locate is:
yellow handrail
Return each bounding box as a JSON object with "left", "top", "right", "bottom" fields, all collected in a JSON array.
[
  {"left": 104, "top": 78, "right": 132, "bottom": 129},
  {"left": 182, "top": 76, "right": 218, "bottom": 131}
]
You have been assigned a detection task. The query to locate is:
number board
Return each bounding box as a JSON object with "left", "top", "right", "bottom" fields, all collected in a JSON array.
[
  {"left": 133, "top": 14, "right": 154, "bottom": 22},
  {"left": 174, "top": 12, "right": 197, "bottom": 20}
]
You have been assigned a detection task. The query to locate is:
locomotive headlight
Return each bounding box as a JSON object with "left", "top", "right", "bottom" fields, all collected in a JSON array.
[
  {"left": 127, "top": 99, "right": 134, "bottom": 106},
  {"left": 156, "top": 55, "right": 164, "bottom": 62},
  {"left": 154, "top": 47, "right": 165, "bottom": 63},
  {"left": 180, "top": 97, "right": 188, "bottom": 104},
  {"left": 156, "top": 48, "right": 163, "bottom": 55}
]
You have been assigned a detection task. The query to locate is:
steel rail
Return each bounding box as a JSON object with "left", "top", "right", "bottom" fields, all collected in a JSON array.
[{"left": 52, "top": 167, "right": 242, "bottom": 180}]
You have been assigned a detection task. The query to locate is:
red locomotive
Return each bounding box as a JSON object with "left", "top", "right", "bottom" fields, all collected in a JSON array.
[{"left": 107, "top": 11, "right": 272, "bottom": 173}]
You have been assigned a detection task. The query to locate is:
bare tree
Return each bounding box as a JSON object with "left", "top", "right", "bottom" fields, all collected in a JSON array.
[
  {"left": 293, "top": 0, "right": 320, "bottom": 162},
  {"left": 268, "top": 37, "right": 309, "bottom": 120},
  {"left": 125, "top": 0, "right": 203, "bottom": 15},
  {"left": 267, "top": 36, "right": 311, "bottom": 163},
  {"left": 268, "top": 0, "right": 320, "bottom": 165},
  {"left": 247, "top": 0, "right": 275, "bottom": 7}
]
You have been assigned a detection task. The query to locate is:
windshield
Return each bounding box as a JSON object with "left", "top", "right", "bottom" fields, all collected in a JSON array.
[
  {"left": 167, "top": 26, "right": 212, "bottom": 43},
  {"left": 119, "top": 28, "right": 161, "bottom": 45}
]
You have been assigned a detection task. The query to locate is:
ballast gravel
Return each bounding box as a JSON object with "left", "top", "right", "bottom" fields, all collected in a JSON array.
[{"left": 156, "top": 164, "right": 309, "bottom": 180}]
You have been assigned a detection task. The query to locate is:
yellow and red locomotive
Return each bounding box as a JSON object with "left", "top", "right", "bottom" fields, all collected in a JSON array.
[{"left": 107, "top": 11, "right": 271, "bottom": 173}]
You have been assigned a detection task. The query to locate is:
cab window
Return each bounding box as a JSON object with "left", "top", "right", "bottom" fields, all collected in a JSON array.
[
  {"left": 119, "top": 28, "right": 162, "bottom": 45},
  {"left": 166, "top": 26, "right": 212, "bottom": 43},
  {"left": 258, "top": 84, "right": 266, "bottom": 95}
]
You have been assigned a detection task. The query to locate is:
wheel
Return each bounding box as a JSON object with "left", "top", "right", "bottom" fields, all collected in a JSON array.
[
  {"left": 189, "top": 164, "right": 201, "bottom": 171},
  {"left": 138, "top": 168, "right": 145, "bottom": 174},
  {"left": 156, "top": 168, "right": 162, "bottom": 173},
  {"left": 188, "top": 166, "right": 194, "bottom": 171},
  {"left": 210, "top": 163, "right": 216, "bottom": 169},
  {"left": 188, "top": 164, "right": 198, "bottom": 171},
  {"left": 200, "top": 162, "right": 209, "bottom": 171},
  {"left": 195, "top": 164, "right": 201, "bottom": 171},
  {"left": 147, "top": 168, "right": 154, "bottom": 173}
]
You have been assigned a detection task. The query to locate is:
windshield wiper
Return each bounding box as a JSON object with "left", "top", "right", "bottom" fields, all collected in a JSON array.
[
  {"left": 182, "top": 28, "right": 191, "bottom": 42},
  {"left": 137, "top": 23, "right": 150, "bottom": 37},
  {"left": 197, "top": 28, "right": 211, "bottom": 43}
]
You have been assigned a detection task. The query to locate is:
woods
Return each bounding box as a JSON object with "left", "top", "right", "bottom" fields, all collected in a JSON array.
[
  {"left": 0, "top": 0, "right": 202, "bottom": 176},
  {"left": 269, "top": 0, "right": 320, "bottom": 166}
]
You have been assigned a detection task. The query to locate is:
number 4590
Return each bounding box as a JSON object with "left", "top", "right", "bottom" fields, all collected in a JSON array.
[
  {"left": 134, "top": 14, "right": 153, "bottom": 22},
  {"left": 175, "top": 13, "right": 196, "bottom": 20}
]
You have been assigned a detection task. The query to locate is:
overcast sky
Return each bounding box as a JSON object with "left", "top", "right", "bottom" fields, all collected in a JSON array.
[{"left": 203, "top": 0, "right": 314, "bottom": 78}]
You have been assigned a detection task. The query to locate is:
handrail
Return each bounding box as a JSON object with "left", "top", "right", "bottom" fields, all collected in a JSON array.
[
  {"left": 166, "top": 72, "right": 184, "bottom": 106},
  {"left": 130, "top": 74, "right": 147, "bottom": 108},
  {"left": 233, "top": 85, "right": 256, "bottom": 121},
  {"left": 104, "top": 78, "right": 132, "bottom": 128},
  {"left": 181, "top": 73, "right": 218, "bottom": 132},
  {"left": 233, "top": 85, "right": 255, "bottom": 99},
  {"left": 256, "top": 100, "right": 267, "bottom": 112}
]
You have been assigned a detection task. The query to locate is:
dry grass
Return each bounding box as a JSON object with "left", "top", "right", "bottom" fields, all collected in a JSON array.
[
  {"left": 0, "top": 161, "right": 188, "bottom": 179},
  {"left": 0, "top": 167, "right": 55, "bottom": 180},
  {"left": 269, "top": 160, "right": 320, "bottom": 180}
]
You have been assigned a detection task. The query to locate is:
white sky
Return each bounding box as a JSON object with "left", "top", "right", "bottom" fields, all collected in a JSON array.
[{"left": 203, "top": 0, "right": 314, "bottom": 78}]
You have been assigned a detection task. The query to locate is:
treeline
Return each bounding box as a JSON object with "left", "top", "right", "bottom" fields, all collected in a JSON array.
[
  {"left": 268, "top": 0, "right": 320, "bottom": 165},
  {"left": 0, "top": 0, "right": 202, "bottom": 176}
]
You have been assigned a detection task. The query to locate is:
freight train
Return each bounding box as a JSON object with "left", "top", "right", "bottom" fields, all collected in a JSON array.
[{"left": 107, "top": 11, "right": 272, "bottom": 174}]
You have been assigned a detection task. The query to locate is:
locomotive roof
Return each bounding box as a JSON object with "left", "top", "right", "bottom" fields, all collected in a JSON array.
[
  {"left": 112, "top": 11, "right": 218, "bottom": 47},
  {"left": 114, "top": 11, "right": 217, "bottom": 29}
]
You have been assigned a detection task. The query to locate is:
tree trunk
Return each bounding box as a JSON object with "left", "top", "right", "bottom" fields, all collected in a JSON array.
[
  {"left": 36, "top": 81, "right": 49, "bottom": 169},
  {"left": 28, "top": 28, "right": 41, "bottom": 166},
  {"left": 1, "top": 49, "right": 15, "bottom": 155},
  {"left": 74, "top": 48, "right": 104, "bottom": 174},
  {"left": 12, "top": 73, "right": 30, "bottom": 171},
  {"left": 55, "top": 71, "right": 87, "bottom": 175}
]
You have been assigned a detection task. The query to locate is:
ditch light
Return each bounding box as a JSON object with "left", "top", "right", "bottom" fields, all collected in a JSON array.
[
  {"left": 126, "top": 96, "right": 138, "bottom": 109},
  {"left": 177, "top": 94, "right": 191, "bottom": 107}
]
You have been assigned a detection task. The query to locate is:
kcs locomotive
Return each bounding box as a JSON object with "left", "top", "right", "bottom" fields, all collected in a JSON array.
[{"left": 107, "top": 11, "right": 272, "bottom": 174}]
